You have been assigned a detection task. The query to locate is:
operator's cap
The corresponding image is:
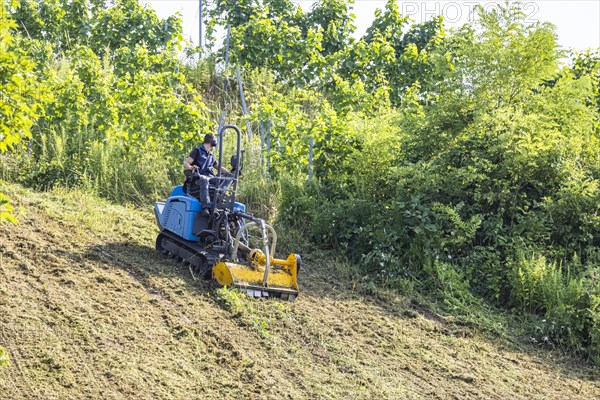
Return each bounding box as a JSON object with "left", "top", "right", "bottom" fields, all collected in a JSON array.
[{"left": 203, "top": 133, "right": 217, "bottom": 147}]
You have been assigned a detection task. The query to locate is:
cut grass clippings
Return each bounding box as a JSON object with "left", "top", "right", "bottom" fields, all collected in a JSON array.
[{"left": 0, "top": 181, "right": 598, "bottom": 399}]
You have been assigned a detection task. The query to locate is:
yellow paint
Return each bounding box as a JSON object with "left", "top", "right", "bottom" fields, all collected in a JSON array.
[
  {"left": 213, "top": 262, "right": 233, "bottom": 286},
  {"left": 212, "top": 253, "right": 299, "bottom": 293},
  {"left": 251, "top": 251, "right": 296, "bottom": 272}
]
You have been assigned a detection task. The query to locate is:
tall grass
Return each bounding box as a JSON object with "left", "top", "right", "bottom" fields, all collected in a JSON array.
[
  {"left": 509, "top": 251, "right": 600, "bottom": 359},
  {"left": 2, "top": 123, "right": 180, "bottom": 205},
  {"left": 86, "top": 139, "right": 177, "bottom": 204},
  {"left": 510, "top": 252, "right": 584, "bottom": 315},
  {"left": 236, "top": 144, "right": 280, "bottom": 221}
]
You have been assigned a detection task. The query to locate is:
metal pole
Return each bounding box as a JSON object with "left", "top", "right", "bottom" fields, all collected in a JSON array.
[
  {"left": 199, "top": 0, "right": 203, "bottom": 48},
  {"left": 266, "top": 120, "right": 271, "bottom": 172},
  {"left": 223, "top": 25, "right": 231, "bottom": 93},
  {"left": 308, "top": 137, "right": 314, "bottom": 182},
  {"left": 259, "top": 120, "right": 265, "bottom": 173},
  {"left": 219, "top": 25, "right": 231, "bottom": 129},
  {"left": 224, "top": 24, "right": 231, "bottom": 69},
  {"left": 218, "top": 111, "right": 226, "bottom": 134},
  {"left": 237, "top": 66, "right": 252, "bottom": 142}
]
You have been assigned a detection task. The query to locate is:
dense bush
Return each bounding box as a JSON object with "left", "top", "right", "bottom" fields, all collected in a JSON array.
[
  {"left": 0, "top": 2, "right": 43, "bottom": 152},
  {"left": 277, "top": 5, "right": 600, "bottom": 361},
  {"left": 1, "top": 0, "right": 211, "bottom": 203}
]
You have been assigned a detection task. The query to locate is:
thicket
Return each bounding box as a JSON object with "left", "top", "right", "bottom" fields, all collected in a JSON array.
[
  {"left": 1, "top": 0, "right": 599, "bottom": 363},
  {"left": 1, "top": 0, "right": 211, "bottom": 203}
]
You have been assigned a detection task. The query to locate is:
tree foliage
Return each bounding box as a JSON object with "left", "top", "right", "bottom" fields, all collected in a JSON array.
[
  {"left": 276, "top": 3, "right": 600, "bottom": 362},
  {"left": 10, "top": 0, "right": 183, "bottom": 55},
  {"left": 2, "top": 0, "right": 208, "bottom": 203},
  {"left": 0, "top": 2, "right": 42, "bottom": 152},
  {"left": 208, "top": 0, "right": 446, "bottom": 108}
]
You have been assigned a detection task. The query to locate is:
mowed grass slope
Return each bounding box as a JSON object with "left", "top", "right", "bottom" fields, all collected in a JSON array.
[{"left": 0, "top": 182, "right": 598, "bottom": 400}]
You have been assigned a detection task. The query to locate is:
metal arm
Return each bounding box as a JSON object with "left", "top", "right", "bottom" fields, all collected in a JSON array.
[
  {"left": 259, "top": 219, "right": 271, "bottom": 288},
  {"left": 231, "top": 219, "right": 278, "bottom": 262}
]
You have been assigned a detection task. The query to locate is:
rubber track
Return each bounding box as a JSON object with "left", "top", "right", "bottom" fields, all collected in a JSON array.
[{"left": 156, "top": 230, "right": 298, "bottom": 301}]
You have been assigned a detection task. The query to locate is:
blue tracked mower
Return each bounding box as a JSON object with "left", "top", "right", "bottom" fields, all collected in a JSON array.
[{"left": 153, "top": 125, "right": 300, "bottom": 300}]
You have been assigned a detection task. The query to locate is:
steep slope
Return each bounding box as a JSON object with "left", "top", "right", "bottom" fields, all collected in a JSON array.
[{"left": 0, "top": 182, "right": 598, "bottom": 399}]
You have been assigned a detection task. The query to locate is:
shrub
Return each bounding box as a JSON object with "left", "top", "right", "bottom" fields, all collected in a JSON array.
[
  {"left": 0, "top": 346, "right": 8, "bottom": 366},
  {"left": 276, "top": 5, "right": 600, "bottom": 362},
  {"left": 509, "top": 252, "right": 600, "bottom": 359}
]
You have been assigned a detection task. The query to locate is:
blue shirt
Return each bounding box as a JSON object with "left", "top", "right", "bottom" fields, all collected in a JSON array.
[{"left": 188, "top": 146, "right": 217, "bottom": 177}]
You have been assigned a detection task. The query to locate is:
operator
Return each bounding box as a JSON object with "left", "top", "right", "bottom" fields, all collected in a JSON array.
[{"left": 183, "top": 133, "right": 234, "bottom": 214}]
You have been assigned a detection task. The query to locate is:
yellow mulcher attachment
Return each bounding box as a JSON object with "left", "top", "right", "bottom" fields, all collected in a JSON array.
[{"left": 212, "top": 219, "right": 300, "bottom": 301}]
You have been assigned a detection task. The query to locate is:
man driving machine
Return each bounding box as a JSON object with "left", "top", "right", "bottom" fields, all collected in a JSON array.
[{"left": 183, "top": 133, "right": 234, "bottom": 215}]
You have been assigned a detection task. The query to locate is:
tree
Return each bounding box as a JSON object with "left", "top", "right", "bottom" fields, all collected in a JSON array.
[
  {"left": 0, "top": 1, "right": 41, "bottom": 152},
  {"left": 1, "top": 1, "right": 44, "bottom": 222},
  {"left": 307, "top": 0, "right": 355, "bottom": 55},
  {"left": 10, "top": 0, "right": 183, "bottom": 57},
  {"left": 346, "top": 0, "right": 447, "bottom": 106},
  {"left": 209, "top": 0, "right": 325, "bottom": 85},
  {"left": 570, "top": 50, "right": 600, "bottom": 111}
]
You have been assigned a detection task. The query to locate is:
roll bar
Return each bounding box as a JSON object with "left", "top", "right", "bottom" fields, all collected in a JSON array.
[
  {"left": 214, "top": 124, "right": 242, "bottom": 209},
  {"left": 217, "top": 124, "right": 242, "bottom": 190}
]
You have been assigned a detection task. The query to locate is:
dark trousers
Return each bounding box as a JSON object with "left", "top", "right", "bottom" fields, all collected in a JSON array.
[{"left": 185, "top": 171, "right": 233, "bottom": 207}]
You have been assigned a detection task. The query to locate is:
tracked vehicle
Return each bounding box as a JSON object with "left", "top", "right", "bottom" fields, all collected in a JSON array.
[{"left": 153, "top": 125, "right": 300, "bottom": 300}]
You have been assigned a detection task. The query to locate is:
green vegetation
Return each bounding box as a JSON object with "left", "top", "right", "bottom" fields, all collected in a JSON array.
[
  {"left": 1, "top": 0, "right": 206, "bottom": 203},
  {"left": 215, "top": 286, "right": 274, "bottom": 340},
  {"left": 0, "top": 347, "right": 8, "bottom": 367},
  {"left": 1, "top": 0, "right": 600, "bottom": 368}
]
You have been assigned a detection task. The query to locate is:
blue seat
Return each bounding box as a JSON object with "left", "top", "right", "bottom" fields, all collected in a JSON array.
[{"left": 170, "top": 185, "right": 186, "bottom": 197}]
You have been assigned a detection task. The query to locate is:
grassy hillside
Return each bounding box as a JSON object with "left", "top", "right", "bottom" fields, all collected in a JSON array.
[{"left": 0, "top": 181, "right": 598, "bottom": 399}]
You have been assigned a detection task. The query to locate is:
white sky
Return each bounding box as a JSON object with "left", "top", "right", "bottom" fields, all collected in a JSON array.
[{"left": 142, "top": 1, "right": 600, "bottom": 51}]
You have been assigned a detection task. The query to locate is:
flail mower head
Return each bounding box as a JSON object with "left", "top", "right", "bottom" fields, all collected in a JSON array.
[{"left": 213, "top": 218, "right": 300, "bottom": 300}]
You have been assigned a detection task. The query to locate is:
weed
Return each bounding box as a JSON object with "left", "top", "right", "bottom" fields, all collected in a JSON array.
[
  {"left": 215, "top": 286, "right": 248, "bottom": 317},
  {"left": 508, "top": 251, "right": 600, "bottom": 359},
  {"left": 0, "top": 346, "right": 9, "bottom": 367},
  {"left": 215, "top": 286, "right": 273, "bottom": 340},
  {"left": 0, "top": 192, "right": 17, "bottom": 224}
]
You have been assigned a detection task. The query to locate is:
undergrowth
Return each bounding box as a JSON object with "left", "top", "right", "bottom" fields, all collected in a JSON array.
[
  {"left": 215, "top": 287, "right": 273, "bottom": 341},
  {"left": 0, "top": 347, "right": 8, "bottom": 367}
]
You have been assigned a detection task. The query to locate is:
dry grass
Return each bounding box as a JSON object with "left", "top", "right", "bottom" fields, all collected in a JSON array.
[{"left": 0, "top": 182, "right": 598, "bottom": 399}]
